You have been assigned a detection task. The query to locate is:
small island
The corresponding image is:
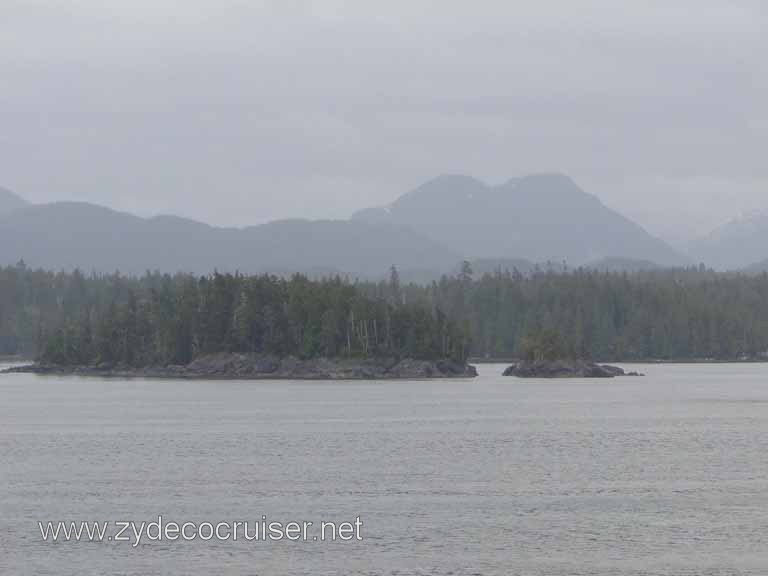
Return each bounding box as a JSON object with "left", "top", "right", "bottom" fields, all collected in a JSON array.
[
  {"left": 0, "top": 271, "right": 477, "bottom": 380},
  {"left": 503, "top": 360, "right": 641, "bottom": 378},
  {"left": 502, "top": 329, "right": 643, "bottom": 378},
  {"left": 3, "top": 353, "right": 477, "bottom": 379}
]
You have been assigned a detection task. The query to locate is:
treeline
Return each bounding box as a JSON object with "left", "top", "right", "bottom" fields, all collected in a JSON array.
[
  {"left": 360, "top": 264, "right": 768, "bottom": 361},
  {"left": 4, "top": 261, "right": 768, "bottom": 364},
  {"left": 0, "top": 263, "right": 469, "bottom": 366}
]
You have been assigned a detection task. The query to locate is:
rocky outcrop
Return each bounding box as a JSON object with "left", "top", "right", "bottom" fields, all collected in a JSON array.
[
  {"left": 502, "top": 359, "right": 643, "bottom": 378},
  {"left": 1, "top": 353, "right": 478, "bottom": 380}
]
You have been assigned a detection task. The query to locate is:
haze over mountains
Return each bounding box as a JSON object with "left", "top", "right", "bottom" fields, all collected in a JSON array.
[
  {"left": 0, "top": 187, "right": 28, "bottom": 216},
  {"left": 0, "top": 174, "right": 765, "bottom": 277},
  {"left": 0, "top": 201, "right": 457, "bottom": 277},
  {"left": 353, "top": 174, "right": 686, "bottom": 267},
  {"left": 689, "top": 212, "right": 768, "bottom": 272}
]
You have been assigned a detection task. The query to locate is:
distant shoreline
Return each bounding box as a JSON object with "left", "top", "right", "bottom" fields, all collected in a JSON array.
[
  {"left": 1, "top": 353, "right": 478, "bottom": 380},
  {"left": 470, "top": 357, "right": 768, "bottom": 365},
  {"left": 0, "top": 355, "right": 31, "bottom": 364}
]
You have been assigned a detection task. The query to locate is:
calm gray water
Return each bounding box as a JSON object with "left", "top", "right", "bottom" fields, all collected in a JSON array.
[{"left": 1, "top": 363, "right": 767, "bottom": 575}]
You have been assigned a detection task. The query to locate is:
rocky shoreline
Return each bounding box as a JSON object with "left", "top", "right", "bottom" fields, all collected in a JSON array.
[
  {"left": 1, "top": 353, "right": 478, "bottom": 380},
  {"left": 503, "top": 359, "right": 643, "bottom": 378}
]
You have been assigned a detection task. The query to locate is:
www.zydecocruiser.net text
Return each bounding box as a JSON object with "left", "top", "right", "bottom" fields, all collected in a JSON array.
[{"left": 38, "top": 516, "right": 364, "bottom": 546}]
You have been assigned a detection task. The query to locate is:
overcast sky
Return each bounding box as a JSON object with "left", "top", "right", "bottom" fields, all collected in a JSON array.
[{"left": 1, "top": 0, "right": 765, "bottom": 245}]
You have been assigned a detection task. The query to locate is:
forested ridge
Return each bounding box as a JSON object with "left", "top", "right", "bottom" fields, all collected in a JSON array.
[
  {"left": 3, "top": 261, "right": 768, "bottom": 364},
  {"left": 363, "top": 264, "right": 768, "bottom": 361}
]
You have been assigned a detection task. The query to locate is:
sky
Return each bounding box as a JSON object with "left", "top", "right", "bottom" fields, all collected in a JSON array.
[{"left": 1, "top": 0, "right": 766, "bottom": 246}]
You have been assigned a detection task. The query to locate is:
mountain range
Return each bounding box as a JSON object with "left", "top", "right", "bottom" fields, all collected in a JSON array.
[
  {"left": 1, "top": 174, "right": 763, "bottom": 277},
  {"left": 0, "top": 201, "right": 457, "bottom": 277}
]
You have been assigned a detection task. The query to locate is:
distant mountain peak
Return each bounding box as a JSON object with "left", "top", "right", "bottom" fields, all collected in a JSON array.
[
  {"left": 353, "top": 172, "right": 686, "bottom": 267},
  {"left": 0, "top": 186, "right": 29, "bottom": 216},
  {"left": 509, "top": 173, "right": 599, "bottom": 203},
  {"left": 396, "top": 173, "right": 487, "bottom": 201},
  {"left": 728, "top": 209, "right": 768, "bottom": 229},
  {"left": 517, "top": 172, "right": 576, "bottom": 184},
  {"left": 430, "top": 173, "right": 484, "bottom": 184},
  {"left": 690, "top": 209, "right": 768, "bottom": 270}
]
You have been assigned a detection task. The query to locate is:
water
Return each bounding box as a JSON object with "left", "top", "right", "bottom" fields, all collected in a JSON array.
[{"left": 1, "top": 363, "right": 767, "bottom": 575}]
